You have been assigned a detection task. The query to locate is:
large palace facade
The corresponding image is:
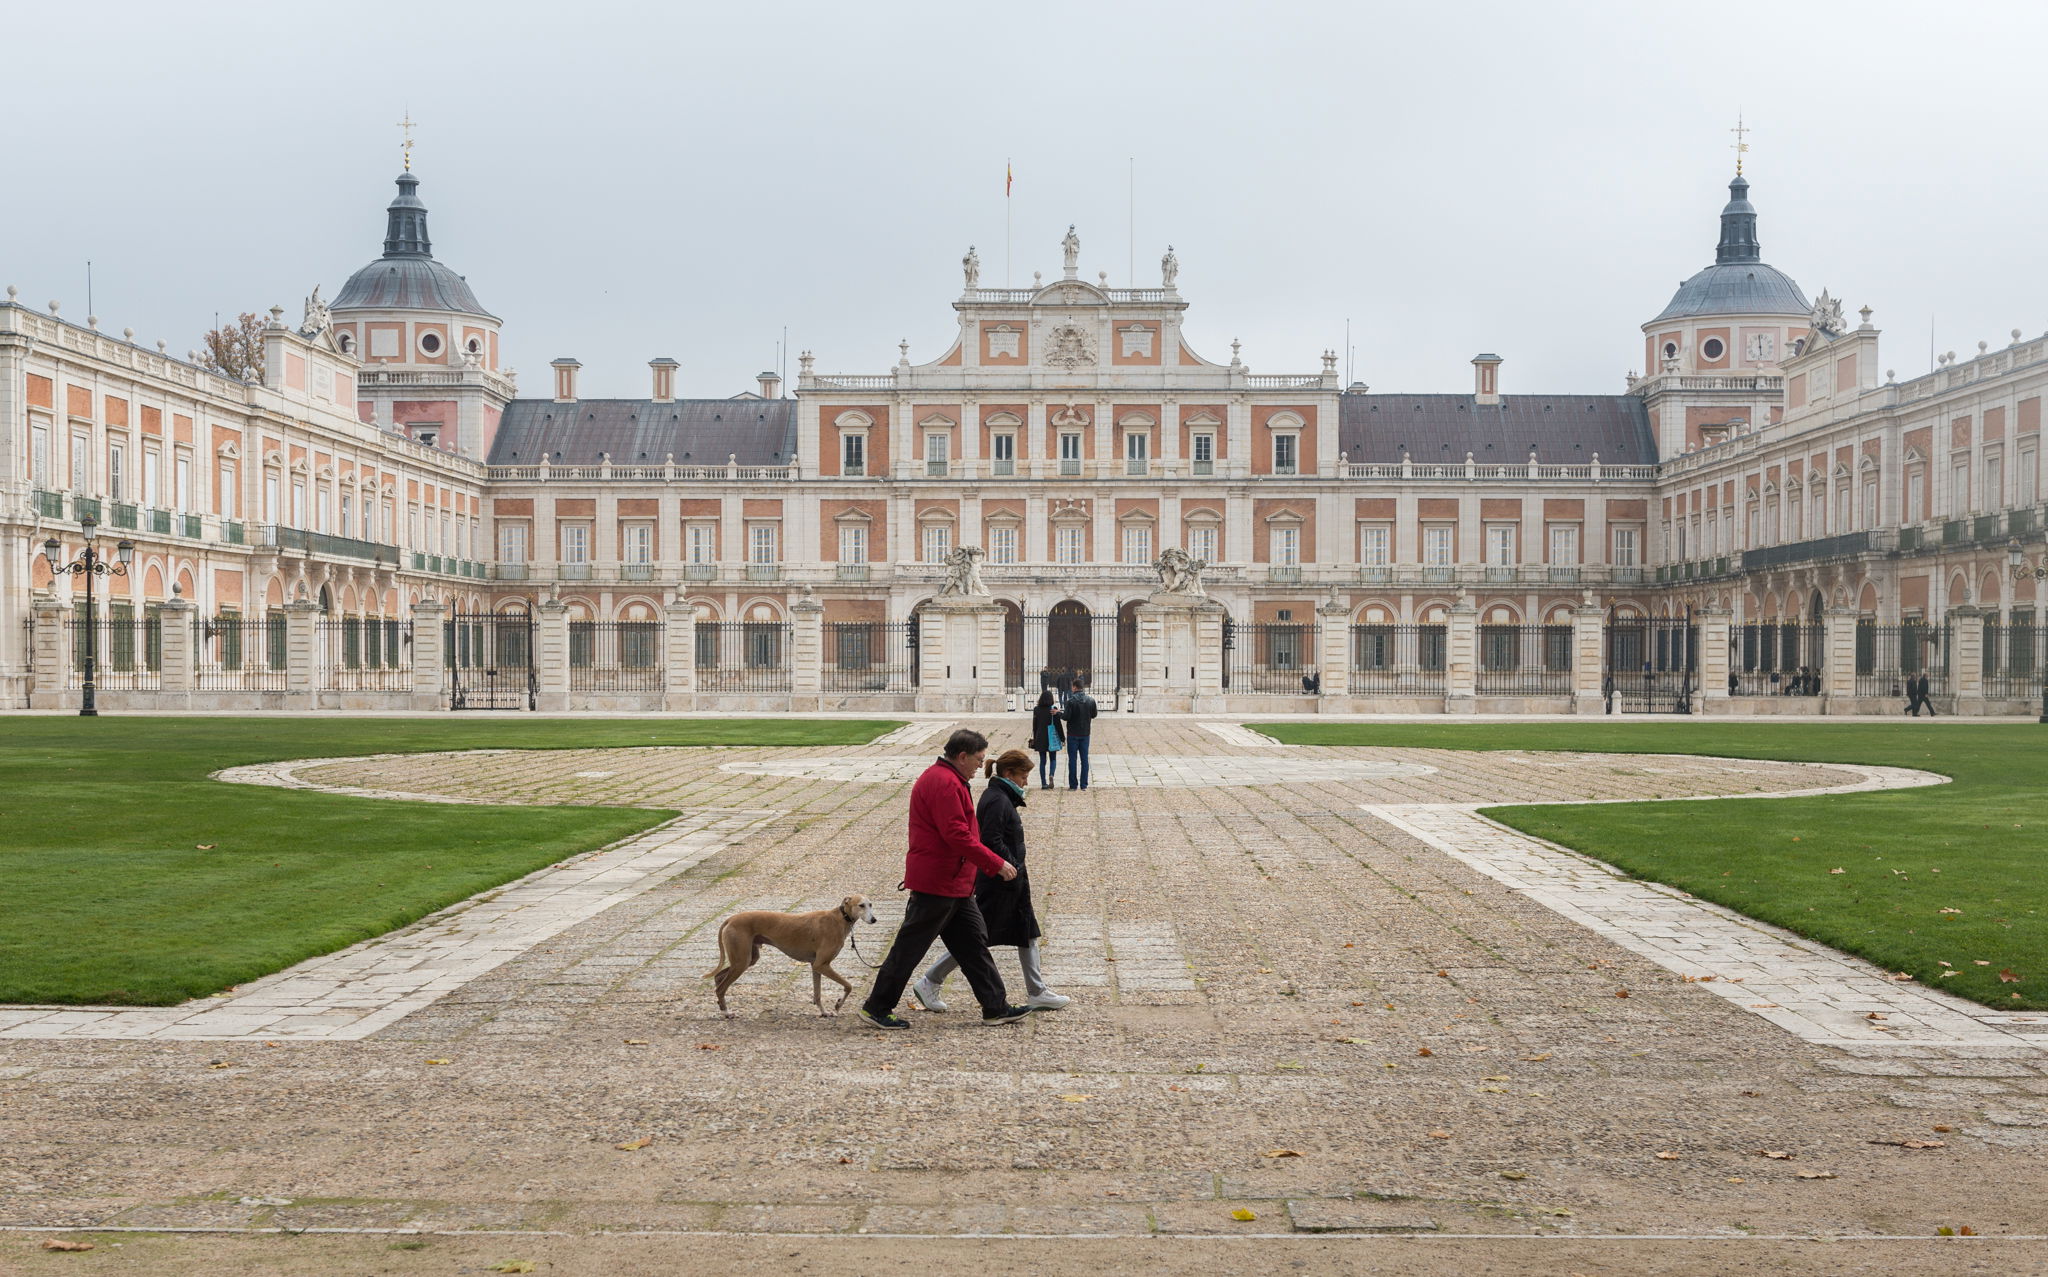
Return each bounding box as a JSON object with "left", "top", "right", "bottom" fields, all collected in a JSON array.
[{"left": 4, "top": 164, "right": 2045, "bottom": 714}]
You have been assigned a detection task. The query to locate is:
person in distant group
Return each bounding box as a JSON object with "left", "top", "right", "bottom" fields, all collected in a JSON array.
[
  {"left": 1062, "top": 678, "right": 1099, "bottom": 791},
  {"left": 1301, "top": 670, "right": 1321, "bottom": 695},
  {"left": 1028, "top": 687, "right": 1064, "bottom": 791},
  {"left": 1915, "top": 671, "right": 1936, "bottom": 716}
]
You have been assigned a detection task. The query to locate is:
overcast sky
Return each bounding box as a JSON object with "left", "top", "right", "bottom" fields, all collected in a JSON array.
[{"left": 9, "top": 1, "right": 2048, "bottom": 401}]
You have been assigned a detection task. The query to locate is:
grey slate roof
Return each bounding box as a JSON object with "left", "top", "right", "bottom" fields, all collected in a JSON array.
[
  {"left": 333, "top": 255, "right": 492, "bottom": 317},
  {"left": 1651, "top": 260, "right": 1808, "bottom": 323},
  {"left": 1338, "top": 394, "right": 1657, "bottom": 466},
  {"left": 488, "top": 398, "right": 798, "bottom": 467}
]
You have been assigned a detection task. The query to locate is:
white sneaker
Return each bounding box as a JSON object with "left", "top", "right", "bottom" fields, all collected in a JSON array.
[
  {"left": 911, "top": 980, "right": 949, "bottom": 1013},
  {"left": 1025, "top": 990, "right": 1071, "bottom": 1010}
]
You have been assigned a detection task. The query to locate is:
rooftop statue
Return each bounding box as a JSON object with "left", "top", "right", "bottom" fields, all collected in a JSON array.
[
  {"left": 1161, "top": 245, "right": 1178, "bottom": 288},
  {"left": 962, "top": 245, "right": 980, "bottom": 290}
]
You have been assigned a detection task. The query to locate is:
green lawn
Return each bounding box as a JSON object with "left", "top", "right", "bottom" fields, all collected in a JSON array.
[
  {"left": 0, "top": 717, "right": 898, "bottom": 1006},
  {"left": 1251, "top": 721, "right": 2046, "bottom": 1012}
]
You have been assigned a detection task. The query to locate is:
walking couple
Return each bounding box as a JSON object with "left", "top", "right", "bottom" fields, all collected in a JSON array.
[
  {"left": 1028, "top": 680, "right": 1099, "bottom": 790},
  {"left": 858, "top": 729, "right": 1071, "bottom": 1030}
]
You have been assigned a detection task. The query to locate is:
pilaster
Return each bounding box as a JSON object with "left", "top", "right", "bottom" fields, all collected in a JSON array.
[
  {"left": 283, "top": 601, "right": 320, "bottom": 698},
  {"left": 1696, "top": 605, "right": 1732, "bottom": 712},
  {"left": 1445, "top": 593, "right": 1478, "bottom": 712},
  {"left": 29, "top": 594, "right": 65, "bottom": 707},
  {"left": 1316, "top": 596, "right": 1350, "bottom": 701},
  {"left": 1822, "top": 606, "right": 1859, "bottom": 715},
  {"left": 410, "top": 600, "right": 446, "bottom": 709},
  {"left": 663, "top": 601, "right": 697, "bottom": 710},
  {"left": 535, "top": 597, "right": 569, "bottom": 711},
  {"left": 158, "top": 597, "right": 195, "bottom": 699},
  {"left": 1571, "top": 599, "right": 1605, "bottom": 715},
  {"left": 1191, "top": 599, "right": 1226, "bottom": 711},
  {"left": 790, "top": 591, "right": 824, "bottom": 698},
  {"left": 1949, "top": 605, "right": 1985, "bottom": 706}
]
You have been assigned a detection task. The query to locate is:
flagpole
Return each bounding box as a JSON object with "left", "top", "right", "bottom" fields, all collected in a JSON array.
[{"left": 1005, "top": 157, "right": 1013, "bottom": 288}]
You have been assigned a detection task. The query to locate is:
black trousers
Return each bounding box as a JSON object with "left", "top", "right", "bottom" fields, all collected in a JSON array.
[{"left": 862, "top": 891, "right": 1009, "bottom": 1017}]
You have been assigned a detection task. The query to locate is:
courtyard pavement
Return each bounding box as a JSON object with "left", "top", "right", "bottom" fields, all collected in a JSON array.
[{"left": 3, "top": 717, "right": 2046, "bottom": 1272}]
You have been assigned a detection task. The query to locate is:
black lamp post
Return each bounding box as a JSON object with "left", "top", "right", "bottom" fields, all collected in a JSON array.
[
  {"left": 42, "top": 516, "right": 134, "bottom": 717},
  {"left": 2008, "top": 538, "right": 2048, "bottom": 723}
]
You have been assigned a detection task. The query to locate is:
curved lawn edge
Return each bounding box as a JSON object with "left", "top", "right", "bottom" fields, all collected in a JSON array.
[{"left": 1246, "top": 720, "right": 2041, "bottom": 1012}]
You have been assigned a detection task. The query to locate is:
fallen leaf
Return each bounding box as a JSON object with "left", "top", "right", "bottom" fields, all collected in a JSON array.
[
  {"left": 263, "top": 1041, "right": 280, "bottom": 1048},
  {"left": 1932, "top": 1124, "right": 1954, "bottom": 1133},
  {"left": 615, "top": 1137, "right": 652, "bottom": 1150},
  {"left": 1865, "top": 1013, "right": 1888, "bottom": 1022},
  {"left": 1888, "top": 972, "right": 1915, "bottom": 982},
  {"left": 1975, "top": 960, "right": 1992, "bottom": 966},
  {"left": 1756, "top": 1149, "right": 1795, "bottom": 1160},
  {"left": 1416, "top": 1047, "right": 1434, "bottom": 1057},
  {"left": 1334, "top": 1037, "right": 1369, "bottom": 1045},
  {"left": 1479, "top": 1086, "right": 1507, "bottom": 1093},
  {"left": 1168, "top": 1085, "right": 1186, "bottom": 1092},
  {"left": 1961, "top": 1225, "right": 1978, "bottom": 1236},
  {"left": 1869, "top": 1138, "right": 1947, "bottom": 1149},
  {"left": 623, "top": 1039, "right": 650, "bottom": 1046},
  {"left": 1795, "top": 1170, "right": 1837, "bottom": 1179},
  {"left": 1940, "top": 908, "right": 1962, "bottom": 916},
  {"left": 1498, "top": 1170, "right": 1526, "bottom": 1180},
  {"left": 1261, "top": 1149, "right": 1304, "bottom": 1158},
  {"left": 1549, "top": 1208, "right": 1573, "bottom": 1217},
  {"left": 489, "top": 1264, "right": 536, "bottom": 1274},
  {"left": 1427, "top": 1129, "right": 1452, "bottom": 1139},
  {"left": 1435, "top": 970, "right": 1448, "bottom": 978},
  {"left": 1060, "top": 1094, "right": 1095, "bottom": 1102},
  {"left": 1520, "top": 1054, "right": 1552, "bottom": 1062},
  {"left": 1655, "top": 1151, "right": 1681, "bottom": 1160},
  {"left": 425, "top": 1058, "right": 451, "bottom": 1066},
  {"left": 1828, "top": 868, "right": 1845, "bottom": 874},
  {"left": 1484, "top": 1076, "right": 1510, "bottom": 1082},
  {"left": 1256, "top": 968, "right": 1273, "bottom": 974},
  {"left": 1741, "top": 1091, "right": 1763, "bottom": 1098},
  {"left": 1350, "top": 1001, "right": 1366, "bottom": 1007},
  {"left": 196, "top": 843, "right": 216, "bottom": 850},
  {"left": 207, "top": 1062, "right": 234, "bottom": 1070},
  {"left": 1230, "top": 1208, "right": 1258, "bottom": 1221},
  {"left": 1726, "top": 1176, "right": 1745, "bottom": 1183},
  {"left": 1614, "top": 989, "right": 1630, "bottom": 999},
  {"left": 2000, "top": 969, "right": 2023, "bottom": 984},
  {"left": 41, "top": 1239, "right": 95, "bottom": 1251},
  {"left": 697, "top": 1043, "right": 722, "bottom": 1051},
  {"left": 838, "top": 1156, "right": 853, "bottom": 1163}
]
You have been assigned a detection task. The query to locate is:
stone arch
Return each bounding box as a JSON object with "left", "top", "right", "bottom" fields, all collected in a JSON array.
[
  {"left": 741, "top": 597, "right": 785, "bottom": 623},
  {"left": 1482, "top": 603, "right": 1520, "bottom": 624},
  {"left": 1353, "top": 602, "right": 1395, "bottom": 624},
  {"left": 1982, "top": 570, "right": 2003, "bottom": 606},
  {"left": 1544, "top": 603, "right": 1576, "bottom": 624},
  {"left": 1859, "top": 581, "right": 1880, "bottom": 614},
  {"left": 174, "top": 565, "right": 197, "bottom": 601},
  {"left": 2016, "top": 574, "right": 2038, "bottom": 605},
  {"left": 142, "top": 562, "right": 166, "bottom": 600},
  {"left": 1417, "top": 602, "right": 1451, "bottom": 623},
  {"left": 613, "top": 595, "right": 661, "bottom": 622},
  {"left": 1947, "top": 570, "right": 1969, "bottom": 607}
]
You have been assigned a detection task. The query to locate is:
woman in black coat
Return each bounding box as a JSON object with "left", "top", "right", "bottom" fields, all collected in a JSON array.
[
  {"left": 912, "top": 749, "right": 1069, "bottom": 1011},
  {"left": 1028, "top": 687, "right": 1064, "bottom": 790}
]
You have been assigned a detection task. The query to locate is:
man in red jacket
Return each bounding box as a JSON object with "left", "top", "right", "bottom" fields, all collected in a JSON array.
[{"left": 859, "top": 728, "right": 1037, "bottom": 1029}]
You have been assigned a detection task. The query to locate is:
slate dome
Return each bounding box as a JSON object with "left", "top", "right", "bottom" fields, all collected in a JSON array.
[
  {"left": 1650, "top": 174, "right": 1807, "bottom": 323},
  {"left": 331, "top": 172, "right": 495, "bottom": 319}
]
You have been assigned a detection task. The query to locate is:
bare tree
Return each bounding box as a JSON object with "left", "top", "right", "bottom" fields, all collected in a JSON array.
[{"left": 198, "top": 312, "right": 267, "bottom": 384}]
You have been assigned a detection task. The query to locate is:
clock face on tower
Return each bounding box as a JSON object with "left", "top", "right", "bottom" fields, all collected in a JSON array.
[{"left": 1745, "top": 332, "right": 1776, "bottom": 362}]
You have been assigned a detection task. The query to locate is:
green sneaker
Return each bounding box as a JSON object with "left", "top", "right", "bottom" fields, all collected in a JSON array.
[{"left": 859, "top": 1008, "right": 911, "bottom": 1031}]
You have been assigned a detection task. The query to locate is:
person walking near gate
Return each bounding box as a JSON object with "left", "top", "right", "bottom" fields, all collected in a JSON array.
[
  {"left": 1062, "top": 678, "right": 1098, "bottom": 791},
  {"left": 1029, "top": 687, "right": 1064, "bottom": 790},
  {"left": 858, "top": 729, "right": 1037, "bottom": 1031}
]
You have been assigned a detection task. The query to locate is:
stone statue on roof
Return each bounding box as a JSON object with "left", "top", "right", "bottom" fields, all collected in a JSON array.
[
  {"left": 962, "top": 245, "right": 980, "bottom": 290},
  {"left": 1161, "top": 245, "right": 1179, "bottom": 288},
  {"left": 936, "top": 545, "right": 989, "bottom": 599},
  {"left": 1809, "top": 289, "right": 1847, "bottom": 339},
  {"left": 1062, "top": 225, "right": 1080, "bottom": 272},
  {"left": 300, "top": 285, "right": 331, "bottom": 338}
]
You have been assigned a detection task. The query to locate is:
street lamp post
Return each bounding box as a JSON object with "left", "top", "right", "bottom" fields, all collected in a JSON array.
[
  {"left": 42, "top": 516, "right": 135, "bottom": 717},
  {"left": 2007, "top": 538, "right": 2048, "bottom": 724}
]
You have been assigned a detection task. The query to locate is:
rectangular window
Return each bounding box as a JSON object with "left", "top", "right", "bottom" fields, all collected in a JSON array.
[
  {"left": 749, "top": 524, "right": 778, "bottom": 565},
  {"left": 1124, "top": 432, "right": 1149, "bottom": 477},
  {"left": 263, "top": 473, "right": 279, "bottom": 523},
  {"left": 217, "top": 464, "right": 235, "bottom": 519},
  {"left": 1765, "top": 500, "right": 1779, "bottom": 543},
  {"left": 1423, "top": 525, "right": 1453, "bottom": 565},
  {"left": 841, "top": 433, "right": 865, "bottom": 477},
  {"left": 1834, "top": 485, "right": 1850, "bottom": 533},
  {"left": 991, "top": 433, "right": 1015, "bottom": 476},
  {"left": 291, "top": 481, "right": 306, "bottom": 528},
  {"left": 687, "top": 523, "right": 715, "bottom": 564},
  {"left": 1058, "top": 432, "right": 1083, "bottom": 476},
  {"left": 1189, "top": 526, "right": 1218, "bottom": 563},
  {"left": 499, "top": 523, "right": 529, "bottom": 563},
  {"left": 1675, "top": 521, "right": 1688, "bottom": 559},
  {"left": 1191, "top": 432, "right": 1215, "bottom": 477},
  {"left": 922, "top": 522, "right": 951, "bottom": 564},
  {"left": 562, "top": 524, "right": 590, "bottom": 564},
  {"left": 1055, "top": 525, "right": 1085, "bottom": 564},
  {"left": 109, "top": 444, "right": 125, "bottom": 501},
  {"left": 2020, "top": 449, "right": 2038, "bottom": 507},
  {"left": 340, "top": 494, "right": 352, "bottom": 536},
  {"left": 1906, "top": 470, "right": 1925, "bottom": 522},
  {"left": 1985, "top": 452, "right": 2004, "bottom": 509},
  {"left": 362, "top": 498, "right": 373, "bottom": 540},
  {"left": 1485, "top": 524, "right": 1515, "bottom": 565},
  {"left": 838, "top": 523, "right": 867, "bottom": 564},
  {"left": 624, "top": 523, "right": 653, "bottom": 564},
  {"left": 925, "top": 433, "right": 948, "bottom": 478},
  {"left": 31, "top": 423, "right": 50, "bottom": 484},
  {"left": 71, "top": 431, "right": 90, "bottom": 492},
  {"left": 1861, "top": 482, "right": 1878, "bottom": 528},
  {"left": 1548, "top": 524, "right": 1579, "bottom": 565},
  {"left": 989, "top": 524, "right": 1017, "bottom": 564},
  {"left": 1360, "top": 525, "right": 1390, "bottom": 566},
  {"left": 176, "top": 454, "right": 193, "bottom": 512},
  {"left": 1274, "top": 525, "right": 1300, "bottom": 565},
  {"left": 144, "top": 449, "right": 161, "bottom": 506},
  {"left": 1122, "top": 523, "right": 1153, "bottom": 565},
  {"left": 1272, "top": 433, "right": 1298, "bottom": 475},
  {"left": 1613, "top": 526, "right": 1639, "bottom": 566},
  {"left": 1952, "top": 459, "right": 1971, "bottom": 514}
]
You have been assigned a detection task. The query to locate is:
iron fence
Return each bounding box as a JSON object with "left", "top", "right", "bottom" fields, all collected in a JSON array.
[
  {"left": 446, "top": 610, "right": 536, "bottom": 709},
  {"left": 1349, "top": 624, "right": 1447, "bottom": 696},
  {"left": 1853, "top": 620, "right": 1951, "bottom": 699},
  {"left": 569, "top": 620, "right": 665, "bottom": 693},
  {"left": 1014, "top": 612, "right": 1136, "bottom": 695},
  {"left": 696, "top": 621, "right": 792, "bottom": 693},
  {"left": 1475, "top": 624, "right": 1573, "bottom": 695},
  {"left": 1731, "top": 622, "right": 1826, "bottom": 697},
  {"left": 66, "top": 609, "right": 162, "bottom": 690},
  {"left": 823, "top": 621, "right": 915, "bottom": 694},
  {"left": 1604, "top": 617, "right": 1697, "bottom": 713},
  {"left": 319, "top": 616, "right": 413, "bottom": 691},
  {"left": 1224, "top": 619, "right": 1320, "bottom": 694},
  {"left": 195, "top": 613, "right": 288, "bottom": 691},
  {"left": 1982, "top": 620, "right": 2046, "bottom": 700}
]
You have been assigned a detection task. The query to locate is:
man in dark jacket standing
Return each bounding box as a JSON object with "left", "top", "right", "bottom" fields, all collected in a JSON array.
[
  {"left": 1062, "top": 679, "right": 1099, "bottom": 790},
  {"left": 859, "top": 729, "right": 1036, "bottom": 1030}
]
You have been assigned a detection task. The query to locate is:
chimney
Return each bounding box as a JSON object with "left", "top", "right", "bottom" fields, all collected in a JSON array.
[
  {"left": 757, "top": 369, "right": 782, "bottom": 399},
  {"left": 551, "top": 357, "right": 581, "bottom": 403},
  {"left": 649, "top": 357, "right": 678, "bottom": 403},
  {"left": 1472, "top": 353, "right": 1502, "bottom": 406}
]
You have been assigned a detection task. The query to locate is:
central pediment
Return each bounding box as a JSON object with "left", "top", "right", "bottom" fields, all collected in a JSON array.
[{"left": 1031, "top": 280, "right": 1108, "bottom": 306}]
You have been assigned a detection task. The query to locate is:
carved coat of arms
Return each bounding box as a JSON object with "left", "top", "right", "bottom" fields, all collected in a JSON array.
[{"left": 1045, "top": 323, "right": 1095, "bottom": 368}]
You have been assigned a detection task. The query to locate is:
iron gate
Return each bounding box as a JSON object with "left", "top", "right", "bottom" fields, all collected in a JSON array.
[
  {"left": 1015, "top": 608, "right": 1135, "bottom": 696},
  {"left": 446, "top": 609, "right": 536, "bottom": 710},
  {"left": 1604, "top": 615, "right": 1696, "bottom": 713}
]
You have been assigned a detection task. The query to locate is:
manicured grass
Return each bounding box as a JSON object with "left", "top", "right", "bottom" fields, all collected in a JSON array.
[
  {"left": 0, "top": 717, "right": 899, "bottom": 1006},
  {"left": 1251, "top": 721, "right": 2047, "bottom": 1012}
]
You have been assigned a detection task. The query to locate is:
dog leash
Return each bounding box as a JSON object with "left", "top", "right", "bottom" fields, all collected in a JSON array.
[{"left": 846, "top": 927, "right": 884, "bottom": 970}]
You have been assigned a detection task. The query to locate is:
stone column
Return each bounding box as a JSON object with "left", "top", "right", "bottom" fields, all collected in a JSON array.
[
  {"left": 971, "top": 603, "right": 1006, "bottom": 709},
  {"left": 1444, "top": 593, "right": 1478, "bottom": 712},
  {"left": 1696, "top": 605, "right": 1732, "bottom": 712},
  {"left": 410, "top": 600, "right": 446, "bottom": 709},
  {"left": 29, "top": 594, "right": 66, "bottom": 709},
  {"left": 1316, "top": 594, "right": 1350, "bottom": 703},
  {"left": 1571, "top": 597, "right": 1605, "bottom": 716},
  {"left": 914, "top": 596, "right": 1005, "bottom": 712},
  {"left": 790, "top": 590, "right": 824, "bottom": 702},
  {"left": 1821, "top": 605, "right": 1860, "bottom": 715},
  {"left": 1135, "top": 602, "right": 1171, "bottom": 703},
  {"left": 284, "top": 600, "right": 321, "bottom": 701},
  {"left": 1192, "top": 600, "right": 1226, "bottom": 711},
  {"left": 663, "top": 599, "right": 697, "bottom": 711},
  {"left": 535, "top": 597, "right": 569, "bottom": 711},
  {"left": 1948, "top": 605, "right": 1985, "bottom": 711},
  {"left": 158, "top": 596, "right": 195, "bottom": 700}
]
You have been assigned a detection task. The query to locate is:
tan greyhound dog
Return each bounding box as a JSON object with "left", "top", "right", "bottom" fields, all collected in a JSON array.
[{"left": 704, "top": 895, "right": 877, "bottom": 1017}]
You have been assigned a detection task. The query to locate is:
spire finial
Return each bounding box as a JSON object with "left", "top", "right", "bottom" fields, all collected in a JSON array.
[
  {"left": 1730, "top": 112, "right": 1750, "bottom": 176},
  {"left": 398, "top": 110, "right": 416, "bottom": 172}
]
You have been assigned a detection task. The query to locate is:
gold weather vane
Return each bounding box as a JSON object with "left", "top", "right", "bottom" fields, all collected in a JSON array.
[
  {"left": 399, "top": 110, "right": 416, "bottom": 172},
  {"left": 1730, "top": 113, "right": 1750, "bottom": 175}
]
